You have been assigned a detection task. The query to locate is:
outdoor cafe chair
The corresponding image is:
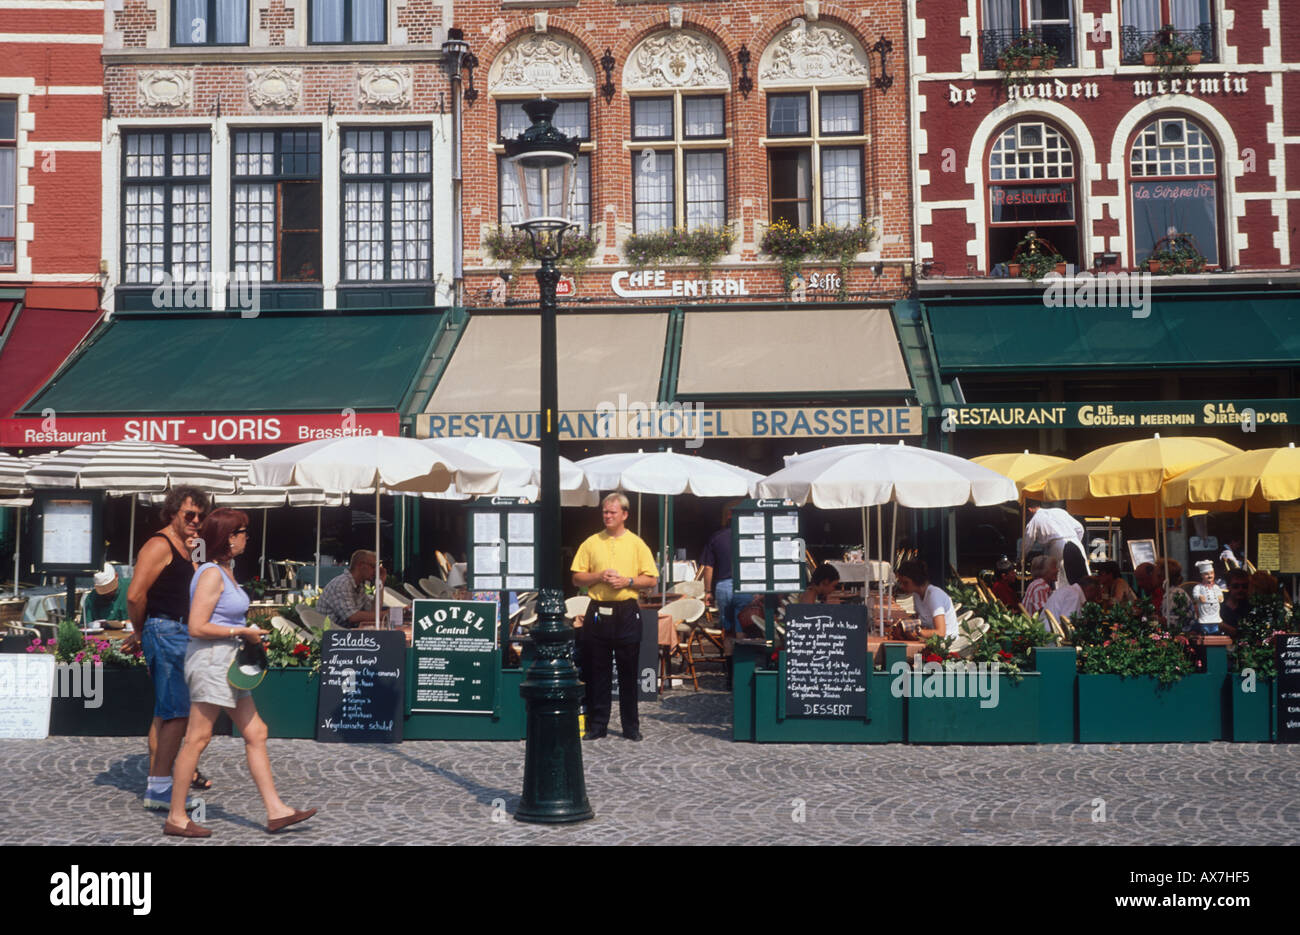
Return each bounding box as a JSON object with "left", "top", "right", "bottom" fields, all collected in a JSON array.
[
  {"left": 564, "top": 595, "right": 590, "bottom": 623},
  {"left": 669, "top": 580, "right": 705, "bottom": 599},
  {"left": 382, "top": 586, "right": 411, "bottom": 609},
  {"left": 420, "top": 576, "right": 452, "bottom": 598},
  {"left": 434, "top": 551, "right": 453, "bottom": 579},
  {"left": 661, "top": 597, "right": 707, "bottom": 691},
  {"left": 297, "top": 605, "right": 328, "bottom": 630},
  {"left": 404, "top": 582, "right": 429, "bottom": 601},
  {"left": 949, "top": 616, "right": 989, "bottom": 660}
]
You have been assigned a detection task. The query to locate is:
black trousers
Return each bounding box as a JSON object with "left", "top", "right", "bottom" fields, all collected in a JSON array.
[{"left": 583, "top": 599, "right": 642, "bottom": 733}]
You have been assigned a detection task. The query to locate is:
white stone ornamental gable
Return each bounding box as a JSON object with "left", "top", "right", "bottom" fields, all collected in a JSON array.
[
  {"left": 623, "top": 30, "right": 731, "bottom": 92},
  {"left": 759, "top": 20, "right": 869, "bottom": 87},
  {"left": 489, "top": 34, "right": 596, "bottom": 95}
]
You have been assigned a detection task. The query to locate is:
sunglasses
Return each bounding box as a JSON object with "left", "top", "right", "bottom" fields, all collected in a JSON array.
[
  {"left": 183, "top": 510, "right": 206, "bottom": 523},
  {"left": 233, "top": 528, "right": 249, "bottom": 536}
]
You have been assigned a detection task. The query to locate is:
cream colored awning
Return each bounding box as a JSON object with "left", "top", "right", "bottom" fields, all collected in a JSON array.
[
  {"left": 424, "top": 312, "right": 669, "bottom": 413},
  {"left": 675, "top": 307, "right": 911, "bottom": 395}
]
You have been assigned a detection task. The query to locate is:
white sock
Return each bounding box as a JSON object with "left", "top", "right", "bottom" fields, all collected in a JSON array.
[{"left": 146, "top": 776, "right": 173, "bottom": 796}]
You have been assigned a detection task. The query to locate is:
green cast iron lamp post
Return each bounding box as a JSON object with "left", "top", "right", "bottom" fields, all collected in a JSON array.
[{"left": 505, "top": 97, "right": 594, "bottom": 823}]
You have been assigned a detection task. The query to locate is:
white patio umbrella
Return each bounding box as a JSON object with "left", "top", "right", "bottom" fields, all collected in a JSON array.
[
  {"left": 23, "top": 440, "right": 238, "bottom": 567},
  {"left": 416, "top": 436, "right": 594, "bottom": 505},
  {"left": 250, "top": 436, "right": 502, "bottom": 626},
  {"left": 757, "top": 442, "right": 1019, "bottom": 633},
  {"left": 576, "top": 448, "right": 761, "bottom": 591},
  {"left": 1, "top": 452, "right": 32, "bottom": 597}
]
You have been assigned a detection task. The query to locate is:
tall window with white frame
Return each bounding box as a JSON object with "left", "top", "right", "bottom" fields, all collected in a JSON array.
[
  {"left": 630, "top": 94, "right": 727, "bottom": 233},
  {"left": 122, "top": 130, "right": 212, "bottom": 286},
  {"left": 980, "top": 1, "right": 1076, "bottom": 68},
  {"left": 232, "top": 129, "right": 322, "bottom": 283},
  {"left": 0, "top": 100, "right": 15, "bottom": 270},
  {"left": 498, "top": 99, "right": 591, "bottom": 233},
  {"left": 341, "top": 127, "right": 432, "bottom": 281},
  {"left": 1120, "top": 0, "right": 1215, "bottom": 64},
  {"left": 309, "top": 0, "right": 385, "bottom": 44},
  {"left": 172, "top": 0, "right": 249, "bottom": 46},
  {"left": 1128, "top": 115, "right": 1219, "bottom": 267},
  {"left": 766, "top": 90, "right": 865, "bottom": 229},
  {"left": 986, "top": 120, "right": 1079, "bottom": 269}
]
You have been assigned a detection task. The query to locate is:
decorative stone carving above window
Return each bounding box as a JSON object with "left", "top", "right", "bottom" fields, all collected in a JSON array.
[
  {"left": 759, "top": 21, "right": 868, "bottom": 86},
  {"left": 247, "top": 67, "right": 302, "bottom": 109},
  {"left": 624, "top": 29, "right": 730, "bottom": 92},
  {"left": 137, "top": 70, "right": 193, "bottom": 109},
  {"left": 488, "top": 33, "right": 596, "bottom": 95},
  {"left": 357, "top": 67, "right": 413, "bottom": 107}
]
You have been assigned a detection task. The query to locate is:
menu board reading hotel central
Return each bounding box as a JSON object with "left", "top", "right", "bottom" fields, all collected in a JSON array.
[
  {"left": 409, "top": 599, "right": 498, "bottom": 714},
  {"left": 732, "top": 499, "right": 804, "bottom": 594},
  {"left": 466, "top": 499, "right": 538, "bottom": 593}
]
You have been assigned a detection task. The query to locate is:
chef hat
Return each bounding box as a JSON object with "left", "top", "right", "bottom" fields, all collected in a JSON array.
[{"left": 1195, "top": 560, "right": 1214, "bottom": 575}]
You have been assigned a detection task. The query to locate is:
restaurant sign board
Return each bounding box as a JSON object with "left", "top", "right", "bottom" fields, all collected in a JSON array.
[
  {"left": 1, "top": 411, "right": 401, "bottom": 447},
  {"left": 940, "top": 400, "right": 1299, "bottom": 431},
  {"left": 419, "top": 406, "right": 922, "bottom": 441}
]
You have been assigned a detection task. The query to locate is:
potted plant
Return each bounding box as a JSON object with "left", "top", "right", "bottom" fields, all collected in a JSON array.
[
  {"left": 236, "top": 612, "right": 326, "bottom": 739},
  {"left": 1143, "top": 232, "right": 1206, "bottom": 274},
  {"left": 1228, "top": 594, "right": 1299, "bottom": 740},
  {"left": 1008, "top": 229, "right": 1066, "bottom": 280},
  {"left": 37, "top": 619, "right": 154, "bottom": 737},
  {"left": 482, "top": 225, "right": 600, "bottom": 290},
  {"left": 1143, "top": 25, "right": 1202, "bottom": 75},
  {"left": 759, "top": 217, "right": 875, "bottom": 297},
  {"left": 998, "top": 33, "right": 1060, "bottom": 90}
]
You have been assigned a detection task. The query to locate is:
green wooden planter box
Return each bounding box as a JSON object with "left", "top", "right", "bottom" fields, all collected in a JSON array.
[
  {"left": 906, "top": 670, "right": 1041, "bottom": 744},
  {"left": 1076, "top": 646, "right": 1227, "bottom": 743},
  {"left": 248, "top": 667, "right": 319, "bottom": 739},
  {"left": 1228, "top": 673, "right": 1275, "bottom": 742},
  {"left": 49, "top": 666, "right": 154, "bottom": 737}
]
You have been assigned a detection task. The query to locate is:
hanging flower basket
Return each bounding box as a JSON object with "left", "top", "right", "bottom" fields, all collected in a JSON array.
[{"left": 1008, "top": 229, "right": 1066, "bottom": 280}]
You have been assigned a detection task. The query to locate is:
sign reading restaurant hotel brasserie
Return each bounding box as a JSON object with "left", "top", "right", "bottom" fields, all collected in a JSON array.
[
  {"left": 940, "top": 400, "right": 1299, "bottom": 431},
  {"left": 419, "top": 405, "right": 923, "bottom": 441}
]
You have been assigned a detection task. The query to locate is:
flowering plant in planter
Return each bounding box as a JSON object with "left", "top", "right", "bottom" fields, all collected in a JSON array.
[
  {"left": 253, "top": 614, "right": 326, "bottom": 678},
  {"left": 1068, "top": 599, "right": 1197, "bottom": 684},
  {"left": 1229, "top": 594, "right": 1300, "bottom": 677},
  {"left": 1143, "top": 25, "right": 1202, "bottom": 76},
  {"left": 1008, "top": 229, "right": 1066, "bottom": 280},
  {"left": 28, "top": 618, "right": 146, "bottom": 668},
  {"left": 623, "top": 225, "right": 736, "bottom": 278},
  {"left": 1143, "top": 232, "right": 1206, "bottom": 274},
  {"left": 998, "top": 33, "right": 1059, "bottom": 90},
  {"left": 759, "top": 218, "right": 875, "bottom": 296},
  {"left": 242, "top": 576, "right": 269, "bottom": 602},
  {"left": 482, "top": 226, "right": 599, "bottom": 281}
]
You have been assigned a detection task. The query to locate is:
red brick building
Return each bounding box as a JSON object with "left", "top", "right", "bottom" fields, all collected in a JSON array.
[
  {"left": 453, "top": 0, "right": 913, "bottom": 304},
  {"left": 0, "top": 0, "right": 105, "bottom": 421}
]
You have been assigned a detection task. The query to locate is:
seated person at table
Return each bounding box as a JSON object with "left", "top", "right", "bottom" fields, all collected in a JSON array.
[
  {"left": 1095, "top": 561, "right": 1137, "bottom": 608},
  {"left": 83, "top": 563, "right": 131, "bottom": 625},
  {"left": 1219, "top": 569, "right": 1252, "bottom": 639},
  {"left": 1021, "top": 555, "right": 1056, "bottom": 617},
  {"left": 1134, "top": 561, "right": 1162, "bottom": 611},
  {"left": 1042, "top": 575, "right": 1103, "bottom": 628},
  {"left": 316, "top": 549, "right": 386, "bottom": 628},
  {"left": 736, "top": 565, "right": 840, "bottom": 639},
  {"left": 989, "top": 559, "right": 1019, "bottom": 609},
  {"left": 894, "top": 560, "right": 955, "bottom": 640}
]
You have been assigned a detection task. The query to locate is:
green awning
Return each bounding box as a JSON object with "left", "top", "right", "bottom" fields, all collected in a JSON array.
[
  {"left": 926, "top": 295, "right": 1300, "bottom": 372},
  {"left": 18, "top": 309, "right": 446, "bottom": 415}
]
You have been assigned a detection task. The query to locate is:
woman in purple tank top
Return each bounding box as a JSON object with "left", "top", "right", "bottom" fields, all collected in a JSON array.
[{"left": 163, "top": 508, "right": 316, "bottom": 839}]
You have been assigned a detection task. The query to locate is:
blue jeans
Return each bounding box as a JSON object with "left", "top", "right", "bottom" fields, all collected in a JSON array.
[
  {"left": 715, "top": 579, "right": 736, "bottom": 633},
  {"left": 142, "top": 615, "right": 191, "bottom": 720}
]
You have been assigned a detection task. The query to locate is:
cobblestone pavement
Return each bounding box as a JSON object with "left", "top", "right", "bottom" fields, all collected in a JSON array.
[{"left": 4, "top": 680, "right": 1299, "bottom": 845}]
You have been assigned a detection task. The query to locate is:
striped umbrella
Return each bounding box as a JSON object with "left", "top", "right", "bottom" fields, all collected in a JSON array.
[
  {"left": 0, "top": 451, "right": 30, "bottom": 494},
  {"left": 23, "top": 440, "right": 237, "bottom": 492}
]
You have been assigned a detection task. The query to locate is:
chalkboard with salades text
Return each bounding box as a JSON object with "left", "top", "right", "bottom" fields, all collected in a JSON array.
[
  {"left": 1276, "top": 633, "right": 1300, "bottom": 743},
  {"left": 782, "top": 603, "right": 868, "bottom": 719},
  {"left": 316, "top": 629, "right": 406, "bottom": 743}
]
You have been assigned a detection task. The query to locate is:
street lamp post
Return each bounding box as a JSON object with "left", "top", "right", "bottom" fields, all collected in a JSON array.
[{"left": 506, "top": 98, "right": 594, "bottom": 824}]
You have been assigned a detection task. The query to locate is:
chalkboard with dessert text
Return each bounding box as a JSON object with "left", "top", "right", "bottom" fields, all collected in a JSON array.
[
  {"left": 731, "top": 499, "right": 805, "bottom": 594},
  {"left": 780, "top": 604, "right": 869, "bottom": 720},
  {"left": 315, "top": 629, "right": 405, "bottom": 743},
  {"left": 1276, "top": 633, "right": 1300, "bottom": 743}
]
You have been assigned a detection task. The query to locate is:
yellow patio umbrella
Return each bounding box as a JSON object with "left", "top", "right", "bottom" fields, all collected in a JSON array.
[
  {"left": 1162, "top": 443, "right": 1300, "bottom": 566},
  {"left": 1043, "top": 435, "right": 1244, "bottom": 586},
  {"left": 973, "top": 452, "right": 1071, "bottom": 589}
]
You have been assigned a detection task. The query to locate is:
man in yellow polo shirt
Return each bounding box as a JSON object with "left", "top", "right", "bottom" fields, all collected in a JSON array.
[{"left": 571, "top": 492, "right": 658, "bottom": 741}]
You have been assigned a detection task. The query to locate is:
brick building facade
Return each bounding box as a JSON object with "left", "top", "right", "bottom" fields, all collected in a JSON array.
[{"left": 453, "top": 0, "right": 912, "bottom": 305}]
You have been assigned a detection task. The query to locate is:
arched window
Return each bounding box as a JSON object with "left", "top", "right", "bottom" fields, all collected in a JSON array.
[
  {"left": 1128, "top": 115, "right": 1219, "bottom": 266},
  {"left": 489, "top": 33, "right": 595, "bottom": 233},
  {"left": 759, "top": 20, "right": 869, "bottom": 229},
  {"left": 986, "top": 120, "right": 1078, "bottom": 269},
  {"left": 623, "top": 29, "right": 731, "bottom": 233}
]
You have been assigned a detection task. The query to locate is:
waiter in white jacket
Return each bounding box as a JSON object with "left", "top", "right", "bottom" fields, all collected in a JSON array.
[{"left": 1024, "top": 504, "right": 1090, "bottom": 588}]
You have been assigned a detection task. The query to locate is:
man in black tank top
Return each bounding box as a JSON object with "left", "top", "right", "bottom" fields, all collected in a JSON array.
[{"left": 126, "top": 486, "right": 212, "bottom": 811}]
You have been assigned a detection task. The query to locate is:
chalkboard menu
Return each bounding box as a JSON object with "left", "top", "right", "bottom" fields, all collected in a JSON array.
[
  {"left": 467, "top": 499, "right": 538, "bottom": 592},
  {"left": 316, "top": 629, "right": 406, "bottom": 743},
  {"left": 782, "top": 604, "right": 868, "bottom": 719},
  {"left": 1276, "top": 633, "right": 1300, "bottom": 743},
  {"left": 409, "top": 599, "right": 498, "bottom": 714},
  {"left": 0, "top": 654, "right": 54, "bottom": 739},
  {"left": 732, "top": 498, "right": 805, "bottom": 594}
]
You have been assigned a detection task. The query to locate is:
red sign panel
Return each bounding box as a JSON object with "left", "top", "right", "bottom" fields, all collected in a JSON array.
[
  {"left": 555, "top": 276, "right": 575, "bottom": 297},
  {"left": 0, "top": 412, "right": 401, "bottom": 448}
]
